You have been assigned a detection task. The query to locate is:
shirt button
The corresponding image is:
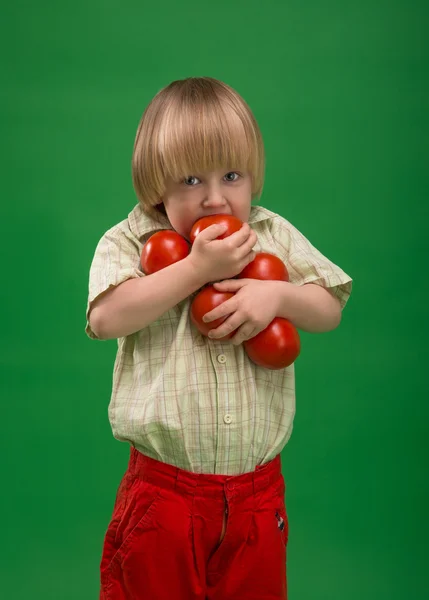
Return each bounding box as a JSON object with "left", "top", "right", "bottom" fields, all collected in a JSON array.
[
  {"left": 217, "top": 354, "right": 227, "bottom": 364},
  {"left": 224, "top": 414, "right": 232, "bottom": 424}
]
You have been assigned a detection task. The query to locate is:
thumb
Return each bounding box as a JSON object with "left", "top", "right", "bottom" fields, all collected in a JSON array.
[{"left": 213, "top": 279, "right": 246, "bottom": 291}]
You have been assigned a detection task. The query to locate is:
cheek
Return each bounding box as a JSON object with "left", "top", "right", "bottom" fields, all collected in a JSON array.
[
  {"left": 178, "top": 223, "right": 193, "bottom": 241},
  {"left": 235, "top": 196, "right": 252, "bottom": 223},
  {"left": 167, "top": 211, "right": 195, "bottom": 241},
  {"left": 239, "top": 205, "right": 251, "bottom": 223}
]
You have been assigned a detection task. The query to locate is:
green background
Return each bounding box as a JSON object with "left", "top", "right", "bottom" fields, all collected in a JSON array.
[{"left": 1, "top": 0, "right": 428, "bottom": 598}]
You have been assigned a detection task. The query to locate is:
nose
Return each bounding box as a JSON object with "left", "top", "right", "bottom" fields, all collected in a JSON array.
[{"left": 203, "top": 184, "right": 227, "bottom": 208}]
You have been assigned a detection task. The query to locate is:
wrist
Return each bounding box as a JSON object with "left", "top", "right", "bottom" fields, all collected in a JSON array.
[
  {"left": 183, "top": 255, "right": 210, "bottom": 289},
  {"left": 275, "top": 281, "right": 342, "bottom": 333},
  {"left": 272, "top": 280, "right": 293, "bottom": 316},
  {"left": 275, "top": 280, "right": 308, "bottom": 322}
]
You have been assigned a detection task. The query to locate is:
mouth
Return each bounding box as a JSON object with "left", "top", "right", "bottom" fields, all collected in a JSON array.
[{"left": 196, "top": 212, "right": 231, "bottom": 221}]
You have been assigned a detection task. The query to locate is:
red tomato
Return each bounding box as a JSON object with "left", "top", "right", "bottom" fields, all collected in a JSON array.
[
  {"left": 238, "top": 252, "right": 289, "bottom": 282},
  {"left": 189, "top": 214, "right": 243, "bottom": 243},
  {"left": 244, "top": 317, "right": 300, "bottom": 369},
  {"left": 140, "top": 230, "right": 190, "bottom": 275},
  {"left": 190, "top": 285, "right": 238, "bottom": 341}
]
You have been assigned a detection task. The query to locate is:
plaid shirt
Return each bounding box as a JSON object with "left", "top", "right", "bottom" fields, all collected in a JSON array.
[{"left": 86, "top": 204, "right": 352, "bottom": 475}]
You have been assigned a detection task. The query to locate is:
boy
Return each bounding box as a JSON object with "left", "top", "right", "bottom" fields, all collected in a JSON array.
[{"left": 86, "top": 77, "right": 352, "bottom": 599}]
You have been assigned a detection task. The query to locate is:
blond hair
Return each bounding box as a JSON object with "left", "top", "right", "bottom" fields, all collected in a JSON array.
[{"left": 131, "top": 77, "right": 265, "bottom": 220}]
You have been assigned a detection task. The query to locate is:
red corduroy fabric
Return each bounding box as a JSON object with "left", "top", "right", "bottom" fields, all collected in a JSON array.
[{"left": 99, "top": 448, "right": 288, "bottom": 599}]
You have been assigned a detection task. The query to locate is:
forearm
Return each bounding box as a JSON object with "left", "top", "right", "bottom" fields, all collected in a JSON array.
[
  {"left": 274, "top": 281, "right": 342, "bottom": 333},
  {"left": 90, "top": 256, "right": 206, "bottom": 339}
]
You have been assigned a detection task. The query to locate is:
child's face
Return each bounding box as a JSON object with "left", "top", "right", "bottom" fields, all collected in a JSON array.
[{"left": 160, "top": 168, "right": 252, "bottom": 241}]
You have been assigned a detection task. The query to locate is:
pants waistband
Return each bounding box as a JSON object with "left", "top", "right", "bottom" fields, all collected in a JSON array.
[{"left": 128, "top": 448, "right": 282, "bottom": 500}]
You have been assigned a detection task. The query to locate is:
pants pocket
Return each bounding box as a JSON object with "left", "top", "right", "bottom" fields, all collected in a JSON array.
[
  {"left": 272, "top": 478, "right": 289, "bottom": 548},
  {"left": 100, "top": 478, "right": 163, "bottom": 586},
  {"left": 275, "top": 505, "right": 289, "bottom": 548}
]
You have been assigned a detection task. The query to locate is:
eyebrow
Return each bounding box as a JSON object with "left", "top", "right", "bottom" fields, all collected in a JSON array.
[{"left": 187, "top": 169, "right": 240, "bottom": 178}]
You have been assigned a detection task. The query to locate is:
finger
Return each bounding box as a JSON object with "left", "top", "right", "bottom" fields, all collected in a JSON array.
[
  {"left": 242, "top": 249, "right": 256, "bottom": 266},
  {"left": 236, "top": 225, "right": 255, "bottom": 249},
  {"left": 213, "top": 279, "right": 246, "bottom": 292},
  {"left": 208, "top": 314, "right": 244, "bottom": 339},
  {"left": 203, "top": 298, "right": 237, "bottom": 323},
  {"left": 230, "top": 324, "right": 258, "bottom": 346},
  {"left": 200, "top": 223, "right": 228, "bottom": 241},
  {"left": 244, "top": 230, "right": 258, "bottom": 251},
  {"left": 223, "top": 222, "right": 250, "bottom": 246},
  {"left": 235, "top": 236, "right": 257, "bottom": 261}
]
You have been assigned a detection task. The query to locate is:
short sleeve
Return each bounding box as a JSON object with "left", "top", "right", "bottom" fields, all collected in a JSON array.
[
  {"left": 85, "top": 225, "right": 143, "bottom": 339},
  {"left": 271, "top": 217, "right": 353, "bottom": 310}
]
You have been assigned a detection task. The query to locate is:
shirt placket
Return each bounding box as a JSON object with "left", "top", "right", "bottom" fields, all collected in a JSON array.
[{"left": 208, "top": 342, "right": 236, "bottom": 473}]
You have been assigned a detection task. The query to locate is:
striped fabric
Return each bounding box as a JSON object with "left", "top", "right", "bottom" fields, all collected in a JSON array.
[{"left": 86, "top": 204, "right": 352, "bottom": 475}]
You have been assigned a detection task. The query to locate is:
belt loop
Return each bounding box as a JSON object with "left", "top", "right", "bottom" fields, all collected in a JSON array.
[
  {"left": 252, "top": 470, "right": 261, "bottom": 496},
  {"left": 129, "top": 446, "right": 138, "bottom": 477},
  {"left": 175, "top": 469, "right": 199, "bottom": 496},
  {"left": 252, "top": 469, "right": 273, "bottom": 495}
]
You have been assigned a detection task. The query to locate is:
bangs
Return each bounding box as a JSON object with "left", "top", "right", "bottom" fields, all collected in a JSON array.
[
  {"left": 155, "top": 97, "right": 258, "bottom": 182},
  {"left": 131, "top": 77, "right": 265, "bottom": 217}
]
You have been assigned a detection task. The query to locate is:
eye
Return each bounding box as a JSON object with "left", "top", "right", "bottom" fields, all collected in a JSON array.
[
  {"left": 183, "top": 176, "right": 201, "bottom": 186},
  {"left": 224, "top": 172, "right": 240, "bottom": 182}
]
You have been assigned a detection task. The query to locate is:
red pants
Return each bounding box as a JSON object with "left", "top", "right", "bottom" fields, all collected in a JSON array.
[{"left": 100, "top": 448, "right": 288, "bottom": 599}]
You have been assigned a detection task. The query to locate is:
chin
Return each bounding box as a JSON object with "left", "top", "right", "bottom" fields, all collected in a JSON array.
[{"left": 178, "top": 226, "right": 192, "bottom": 242}]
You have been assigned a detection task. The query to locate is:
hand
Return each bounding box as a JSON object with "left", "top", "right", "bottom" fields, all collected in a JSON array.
[
  {"left": 202, "top": 279, "right": 282, "bottom": 345},
  {"left": 187, "top": 223, "right": 257, "bottom": 285}
]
